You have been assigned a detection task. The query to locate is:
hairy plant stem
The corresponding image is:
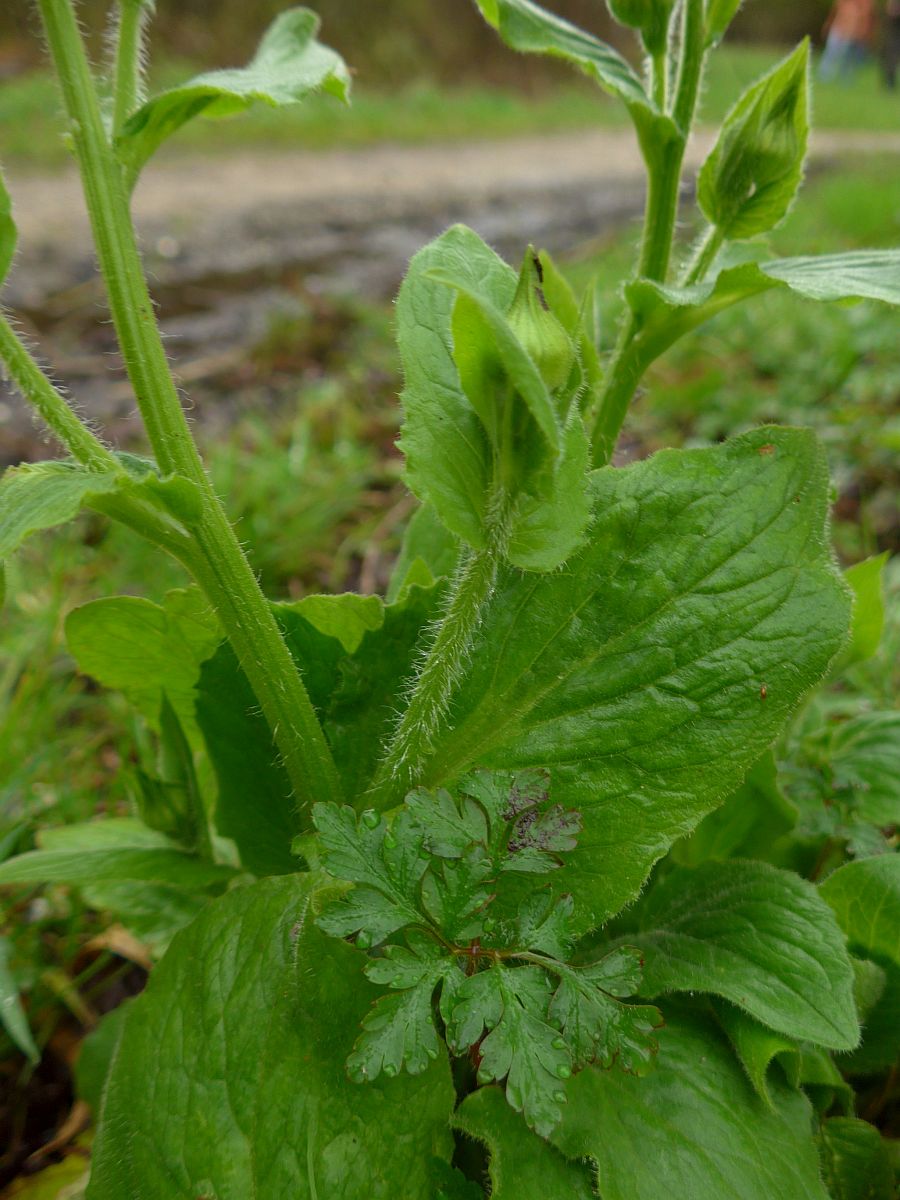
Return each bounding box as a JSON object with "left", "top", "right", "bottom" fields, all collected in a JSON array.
[
  {"left": 0, "top": 315, "right": 117, "bottom": 470},
  {"left": 111, "top": 0, "right": 149, "bottom": 135},
  {"left": 681, "top": 225, "right": 724, "bottom": 286},
  {"left": 373, "top": 500, "right": 511, "bottom": 805},
  {"left": 37, "top": 0, "right": 343, "bottom": 812},
  {"left": 590, "top": 0, "right": 707, "bottom": 466}
]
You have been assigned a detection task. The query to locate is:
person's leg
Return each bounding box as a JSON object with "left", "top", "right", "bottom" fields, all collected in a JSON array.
[
  {"left": 886, "top": 18, "right": 900, "bottom": 89},
  {"left": 820, "top": 32, "right": 848, "bottom": 80}
]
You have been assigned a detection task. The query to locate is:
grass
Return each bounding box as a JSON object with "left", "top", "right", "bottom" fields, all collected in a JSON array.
[{"left": 0, "top": 45, "right": 899, "bottom": 168}]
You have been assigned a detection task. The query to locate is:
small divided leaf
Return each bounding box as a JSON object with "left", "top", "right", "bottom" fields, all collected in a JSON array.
[
  {"left": 451, "top": 964, "right": 572, "bottom": 1137},
  {"left": 312, "top": 805, "right": 428, "bottom": 944},
  {"left": 547, "top": 947, "right": 662, "bottom": 1071},
  {"left": 349, "top": 935, "right": 461, "bottom": 1080}
]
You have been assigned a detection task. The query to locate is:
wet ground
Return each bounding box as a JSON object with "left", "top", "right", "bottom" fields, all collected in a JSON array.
[{"left": 2, "top": 127, "right": 898, "bottom": 463}]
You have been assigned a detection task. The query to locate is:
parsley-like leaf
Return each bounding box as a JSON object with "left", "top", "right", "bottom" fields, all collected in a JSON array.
[
  {"left": 313, "top": 805, "right": 428, "bottom": 945},
  {"left": 451, "top": 965, "right": 573, "bottom": 1137},
  {"left": 349, "top": 937, "right": 461, "bottom": 1080},
  {"left": 547, "top": 948, "right": 663, "bottom": 1072}
]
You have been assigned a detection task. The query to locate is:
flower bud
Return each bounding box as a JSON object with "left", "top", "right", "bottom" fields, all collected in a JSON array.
[
  {"left": 607, "top": 0, "right": 676, "bottom": 55},
  {"left": 506, "top": 247, "right": 574, "bottom": 394},
  {"left": 698, "top": 41, "right": 809, "bottom": 240}
]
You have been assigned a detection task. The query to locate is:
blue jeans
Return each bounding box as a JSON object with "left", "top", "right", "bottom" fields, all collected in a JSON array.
[{"left": 819, "top": 33, "right": 868, "bottom": 80}]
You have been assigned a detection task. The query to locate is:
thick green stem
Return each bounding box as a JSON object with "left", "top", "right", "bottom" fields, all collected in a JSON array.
[
  {"left": 38, "top": 0, "right": 199, "bottom": 479},
  {"left": 650, "top": 49, "right": 666, "bottom": 110},
  {"left": 636, "top": 140, "right": 684, "bottom": 283},
  {"left": 590, "top": 0, "right": 709, "bottom": 467},
  {"left": 37, "top": 0, "right": 344, "bottom": 813},
  {"left": 373, "top": 511, "right": 509, "bottom": 805},
  {"left": 672, "top": 0, "right": 705, "bottom": 136},
  {"left": 0, "top": 316, "right": 117, "bottom": 471},
  {"left": 112, "top": 0, "right": 149, "bottom": 135}
]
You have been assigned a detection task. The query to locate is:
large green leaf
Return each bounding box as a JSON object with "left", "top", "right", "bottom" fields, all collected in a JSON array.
[
  {"left": 671, "top": 751, "right": 796, "bottom": 865},
  {"left": 820, "top": 856, "right": 900, "bottom": 969},
  {"left": 326, "top": 582, "right": 440, "bottom": 800},
  {"left": 0, "top": 845, "right": 235, "bottom": 889},
  {"left": 0, "top": 169, "right": 16, "bottom": 287},
  {"left": 472, "top": 0, "right": 648, "bottom": 109},
  {"left": 762, "top": 252, "right": 900, "bottom": 304},
  {"left": 818, "top": 1118, "right": 896, "bottom": 1200},
  {"left": 66, "top": 588, "right": 219, "bottom": 736},
  {"left": 86, "top": 876, "right": 455, "bottom": 1199},
  {"left": 623, "top": 252, "right": 900, "bottom": 387},
  {"left": 0, "top": 461, "right": 122, "bottom": 561},
  {"left": 453, "top": 1086, "right": 595, "bottom": 1198},
  {"left": 421, "top": 428, "right": 849, "bottom": 926},
  {"left": 117, "top": 8, "right": 349, "bottom": 187},
  {"left": 826, "top": 712, "right": 900, "bottom": 826},
  {"left": 195, "top": 606, "right": 341, "bottom": 874},
  {"left": 624, "top": 860, "right": 858, "bottom": 1049},
  {"left": 552, "top": 1011, "right": 830, "bottom": 1200}
]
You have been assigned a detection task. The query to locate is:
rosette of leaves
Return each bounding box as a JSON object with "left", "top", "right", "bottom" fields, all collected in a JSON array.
[{"left": 313, "top": 770, "right": 662, "bottom": 1136}]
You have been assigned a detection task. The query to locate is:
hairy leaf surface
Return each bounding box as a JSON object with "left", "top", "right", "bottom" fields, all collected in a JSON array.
[
  {"left": 118, "top": 8, "right": 349, "bottom": 186},
  {"left": 471, "top": 0, "right": 649, "bottom": 110},
  {"left": 552, "top": 1011, "right": 830, "bottom": 1200},
  {"left": 87, "top": 876, "right": 455, "bottom": 1199},
  {"left": 672, "top": 751, "right": 796, "bottom": 865},
  {"left": 626, "top": 860, "right": 858, "bottom": 1049},
  {"left": 423, "top": 428, "right": 849, "bottom": 926},
  {"left": 0, "top": 461, "right": 121, "bottom": 562},
  {"left": 453, "top": 1086, "right": 595, "bottom": 1198}
]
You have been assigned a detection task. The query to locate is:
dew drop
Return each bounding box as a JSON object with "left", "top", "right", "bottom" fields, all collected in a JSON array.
[
  {"left": 426, "top": 1045, "right": 439, "bottom": 1059},
  {"left": 357, "top": 931, "right": 372, "bottom": 949},
  {"left": 361, "top": 809, "right": 379, "bottom": 829},
  {"left": 552, "top": 1038, "right": 566, "bottom": 1050},
  {"left": 554, "top": 1091, "right": 568, "bottom": 1104},
  {"left": 556, "top": 1064, "right": 572, "bottom": 1079},
  {"left": 383, "top": 830, "right": 397, "bottom": 849},
  {"left": 384, "top": 1063, "right": 398, "bottom": 1078}
]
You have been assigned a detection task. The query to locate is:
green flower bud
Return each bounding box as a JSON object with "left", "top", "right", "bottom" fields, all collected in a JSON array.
[
  {"left": 698, "top": 41, "right": 809, "bottom": 240},
  {"left": 606, "top": 0, "right": 676, "bottom": 56},
  {"left": 506, "top": 247, "right": 574, "bottom": 394}
]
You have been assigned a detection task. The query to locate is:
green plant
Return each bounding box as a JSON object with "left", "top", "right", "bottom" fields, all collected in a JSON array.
[{"left": 0, "top": 0, "right": 899, "bottom": 1196}]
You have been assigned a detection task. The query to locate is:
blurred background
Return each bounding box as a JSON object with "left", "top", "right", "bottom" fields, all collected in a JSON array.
[
  {"left": 1, "top": 4, "right": 899, "bottom": 1191},
  {"left": 0, "top": 1, "right": 835, "bottom": 80}
]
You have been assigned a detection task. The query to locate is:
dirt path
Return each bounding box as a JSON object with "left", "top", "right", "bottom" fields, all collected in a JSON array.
[
  {"left": 5, "top": 127, "right": 899, "bottom": 305},
  {"left": 1, "top": 127, "right": 897, "bottom": 459}
]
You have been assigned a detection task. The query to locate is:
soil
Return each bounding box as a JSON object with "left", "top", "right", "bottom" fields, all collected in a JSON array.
[{"left": 1, "top": 126, "right": 898, "bottom": 461}]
